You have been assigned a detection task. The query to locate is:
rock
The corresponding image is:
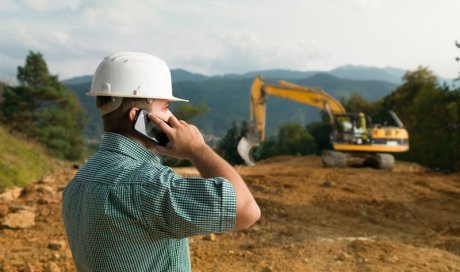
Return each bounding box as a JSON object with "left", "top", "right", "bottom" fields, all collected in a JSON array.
[
  {"left": 390, "top": 256, "right": 399, "bottom": 263},
  {"left": 250, "top": 225, "right": 261, "bottom": 232},
  {"left": 0, "top": 187, "right": 22, "bottom": 202},
  {"left": 239, "top": 242, "right": 256, "bottom": 250},
  {"left": 37, "top": 197, "right": 58, "bottom": 205},
  {"left": 2, "top": 210, "right": 35, "bottom": 229},
  {"left": 26, "top": 263, "right": 42, "bottom": 272},
  {"left": 321, "top": 181, "right": 335, "bottom": 188},
  {"left": 404, "top": 211, "right": 413, "bottom": 219},
  {"left": 0, "top": 203, "right": 8, "bottom": 217},
  {"left": 39, "top": 175, "right": 55, "bottom": 184},
  {"left": 202, "top": 233, "right": 217, "bottom": 241},
  {"left": 45, "top": 262, "right": 61, "bottom": 272},
  {"left": 37, "top": 185, "right": 55, "bottom": 194},
  {"left": 262, "top": 265, "right": 274, "bottom": 272},
  {"left": 52, "top": 252, "right": 61, "bottom": 260},
  {"left": 336, "top": 251, "right": 350, "bottom": 261},
  {"left": 9, "top": 204, "right": 35, "bottom": 212},
  {"left": 48, "top": 240, "right": 67, "bottom": 251},
  {"left": 21, "top": 184, "right": 37, "bottom": 196}
]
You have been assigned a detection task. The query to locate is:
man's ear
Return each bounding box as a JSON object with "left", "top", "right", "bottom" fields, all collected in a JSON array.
[{"left": 128, "top": 107, "right": 140, "bottom": 122}]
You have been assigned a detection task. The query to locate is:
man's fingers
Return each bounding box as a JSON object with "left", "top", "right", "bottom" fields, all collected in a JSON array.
[
  {"left": 148, "top": 113, "right": 173, "bottom": 133},
  {"left": 167, "top": 115, "right": 182, "bottom": 127}
]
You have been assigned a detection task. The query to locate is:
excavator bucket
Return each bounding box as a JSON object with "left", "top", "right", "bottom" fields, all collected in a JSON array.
[{"left": 237, "top": 136, "right": 259, "bottom": 166}]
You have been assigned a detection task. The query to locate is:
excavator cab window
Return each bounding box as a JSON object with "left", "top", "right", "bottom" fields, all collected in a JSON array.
[
  {"left": 333, "top": 114, "right": 371, "bottom": 145},
  {"left": 334, "top": 115, "right": 354, "bottom": 143}
]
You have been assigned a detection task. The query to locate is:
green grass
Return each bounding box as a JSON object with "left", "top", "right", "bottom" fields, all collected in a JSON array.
[{"left": 0, "top": 126, "right": 56, "bottom": 190}]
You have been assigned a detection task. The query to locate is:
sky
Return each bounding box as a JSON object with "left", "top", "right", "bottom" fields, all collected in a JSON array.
[{"left": 0, "top": 0, "right": 459, "bottom": 84}]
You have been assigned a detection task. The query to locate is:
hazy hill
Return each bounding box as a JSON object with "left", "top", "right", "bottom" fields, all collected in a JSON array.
[
  {"left": 215, "top": 69, "right": 319, "bottom": 80},
  {"left": 330, "top": 65, "right": 405, "bottom": 84},
  {"left": 61, "top": 69, "right": 209, "bottom": 86},
  {"left": 172, "top": 73, "right": 396, "bottom": 137},
  {"left": 65, "top": 81, "right": 102, "bottom": 141},
  {"left": 61, "top": 65, "right": 406, "bottom": 85},
  {"left": 61, "top": 75, "right": 92, "bottom": 85},
  {"left": 171, "top": 69, "right": 209, "bottom": 82},
  {"left": 64, "top": 67, "right": 398, "bottom": 141},
  {"left": 296, "top": 73, "right": 396, "bottom": 100}
]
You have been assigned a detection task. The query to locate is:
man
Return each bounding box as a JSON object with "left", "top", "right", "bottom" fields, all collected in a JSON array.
[{"left": 62, "top": 52, "right": 260, "bottom": 271}]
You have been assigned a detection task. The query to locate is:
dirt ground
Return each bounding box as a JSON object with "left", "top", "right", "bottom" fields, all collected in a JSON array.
[{"left": 1, "top": 156, "right": 459, "bottom": 272}]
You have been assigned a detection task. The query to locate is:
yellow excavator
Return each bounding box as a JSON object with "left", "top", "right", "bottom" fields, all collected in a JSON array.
[{"left": 237, "top": 76, "right": 409, "bottom": 169}]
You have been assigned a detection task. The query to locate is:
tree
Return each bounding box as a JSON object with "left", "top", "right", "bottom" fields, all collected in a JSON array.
[
  {"left": 1, "top": 51, "right": 86, "bottom": 160},
  {"left": 277, "top": 123, "right": 316, "bottom": 155},
  {"left": 341, "top": 91, "right": 380, "bottom": 116},
  {"left": 173, "top": 102, "right": 208, "bottom": 121},
  {"left": 254, "top": 136, "right": 279, "bottom": 160},
  {"left": 255, "top": 122, "right": 317, "bottom": 161},
  {"left": 374, "top": 67, "right": 460, "bottom": 171},
  {"left": 306, "top": 122, "right": 331, "bottom": 154},
  {"left": 216, "top": 121, "right": 248, "bottom": 165}
]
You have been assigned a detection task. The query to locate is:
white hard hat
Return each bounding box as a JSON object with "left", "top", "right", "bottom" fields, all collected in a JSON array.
[{"left": 87, "top": 51, "right": 188, "bottom": 102}]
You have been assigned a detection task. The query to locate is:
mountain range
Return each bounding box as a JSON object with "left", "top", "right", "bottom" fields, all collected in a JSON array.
[{"left": 62, "top": 65, "right": 450, "bottom": 142}]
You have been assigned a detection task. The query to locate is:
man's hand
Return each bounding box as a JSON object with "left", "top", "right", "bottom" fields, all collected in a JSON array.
[{"left": 148, "top": 113, "right": 207, "bottom": 160}]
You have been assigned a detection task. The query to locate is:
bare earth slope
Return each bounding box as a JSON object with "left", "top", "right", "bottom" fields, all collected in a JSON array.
[{"left": 1, "top": 156, "right": 459, "bottom": 271}]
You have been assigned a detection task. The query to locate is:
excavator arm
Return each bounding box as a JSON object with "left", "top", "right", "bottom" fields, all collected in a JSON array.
[{"left": 238, "top": 76, "right": 346, "bottom": 165}]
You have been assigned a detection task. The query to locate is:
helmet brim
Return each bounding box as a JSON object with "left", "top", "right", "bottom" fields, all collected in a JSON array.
[{"left": 86, "top": 92, "right": 189, "bottom": 102}]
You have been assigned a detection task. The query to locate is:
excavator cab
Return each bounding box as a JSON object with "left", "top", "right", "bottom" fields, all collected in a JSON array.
[{"left": 333, "top": 113, "right": 371, "bottom": 145}]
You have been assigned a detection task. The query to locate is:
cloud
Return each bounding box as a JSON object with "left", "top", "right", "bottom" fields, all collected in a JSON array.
[
  {"left": 182, "top": 29, "right": 334, "bottom": 74},
  {"left": 0, "top": 0, "right": 20, "bottom": 12},
  {"left": 1, "top": 0, "right": 459, "bottom": 81},
  {"left": 15, "top": 0, "right": 81, "bottom": 12},
  {"left": 79, "top": 0, "right": 164, "bottom": 28}
]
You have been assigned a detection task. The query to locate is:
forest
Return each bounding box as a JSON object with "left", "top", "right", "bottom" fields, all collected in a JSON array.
[{"left": 217, "top": 67, "right": 459, "bottom": 172}]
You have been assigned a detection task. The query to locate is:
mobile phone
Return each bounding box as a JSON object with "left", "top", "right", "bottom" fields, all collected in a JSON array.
[{"left": 133, "top": 109, "right": 169, "bottom": 146}]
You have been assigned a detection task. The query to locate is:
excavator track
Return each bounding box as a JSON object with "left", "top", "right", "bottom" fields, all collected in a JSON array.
[
  {"left": 322, "top": 150, "right": 348, "bottom": 167},
  {"left": 364, "top": 153, "right": 395, "bottom": 170},
  {"left": 322, "top": 151, "right": 395, "bottom": 170}
]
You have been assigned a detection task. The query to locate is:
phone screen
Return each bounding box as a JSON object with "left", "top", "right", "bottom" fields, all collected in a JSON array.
[{"left": 133, "top": 109, "right": 169, "bottom": 146}]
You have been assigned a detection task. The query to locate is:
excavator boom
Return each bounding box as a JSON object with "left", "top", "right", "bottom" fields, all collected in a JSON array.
[{"left": 239, "top": 76, "right": 347, "bottom": 166}]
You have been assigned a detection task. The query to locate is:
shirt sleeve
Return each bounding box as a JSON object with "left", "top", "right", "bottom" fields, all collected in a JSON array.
[{"left": 139, "top": 164, "right": 237, "bottom": 239}]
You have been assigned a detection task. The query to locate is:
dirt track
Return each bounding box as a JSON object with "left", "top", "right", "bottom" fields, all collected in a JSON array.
[{"left": 1, "top": 156, "right": 459, "bottom": 271}]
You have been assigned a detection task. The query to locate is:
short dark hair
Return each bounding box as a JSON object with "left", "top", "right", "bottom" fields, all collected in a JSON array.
[{"left": 96, "top": 97, "right": 152, "bottom": 134}]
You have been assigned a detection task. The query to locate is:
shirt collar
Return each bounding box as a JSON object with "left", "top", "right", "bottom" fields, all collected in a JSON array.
[{"left": 99, "top": 132, "right": 161, "bottom": 163}]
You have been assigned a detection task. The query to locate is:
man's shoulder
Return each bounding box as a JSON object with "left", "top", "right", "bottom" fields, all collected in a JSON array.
[{"left": 75, "top": 151, "right": 171, "bottom": 185}]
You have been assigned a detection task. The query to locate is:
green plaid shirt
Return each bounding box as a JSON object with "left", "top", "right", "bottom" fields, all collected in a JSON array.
[{"left": 62, "top": 133, "right": 237, "bottom": 272}]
